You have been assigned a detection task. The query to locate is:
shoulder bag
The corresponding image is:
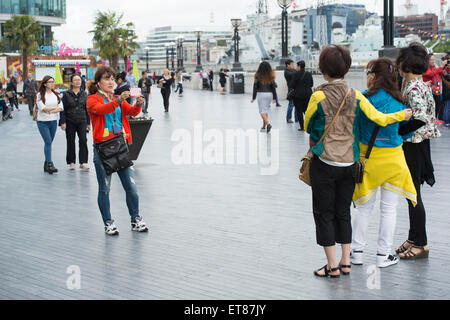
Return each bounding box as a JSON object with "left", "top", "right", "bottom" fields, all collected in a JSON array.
[
  {"left": 299, "top": 89, "right": 351, "bottom": 186},
  {"left": 354, "top": 126, "right": 380, "bottom": 184}
]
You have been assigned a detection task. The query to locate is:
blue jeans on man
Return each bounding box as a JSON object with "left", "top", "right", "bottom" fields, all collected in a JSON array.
[
  {"left": 287, "top": 100, "right": 298, "bottom": 122},
  {"left": 93, "top": 148, "right": 140, "bottom": 225}
]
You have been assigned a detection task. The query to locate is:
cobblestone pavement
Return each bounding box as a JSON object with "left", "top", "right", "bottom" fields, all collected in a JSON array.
[{"left": 0, "top": 89, "right": 449, "bottom": 300}]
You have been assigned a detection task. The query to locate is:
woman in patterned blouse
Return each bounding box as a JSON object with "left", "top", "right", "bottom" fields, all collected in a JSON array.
[{"left": 395, "top": 42, "right": 441, "bottom": 260}]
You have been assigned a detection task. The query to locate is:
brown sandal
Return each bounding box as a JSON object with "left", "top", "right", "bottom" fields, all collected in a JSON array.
[
  {"left": 395, "top": 240, "right": 414, "bottom": 254},
  {"left": 400, "top": 245, "right": 429, "bottom": 260}
]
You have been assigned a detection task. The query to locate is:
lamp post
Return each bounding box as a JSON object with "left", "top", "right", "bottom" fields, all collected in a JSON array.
[
  {"left": 165, "top": 43, "right": 170, "bottom": 69},
  {"left": 176, "top": 35, "right": 185, "bottom": 71},
  {"left": 379, "top": 0, "right": 398, "bottom": 59},
  {"left": 231, "top": 18, "right": 244, "bottom": 72},
  {"left": 170, "top": 42, "right": 176, "bottom": 70},
  {"left": 195, "top": 30, "right": 203, "bottom": 72},
  {"left": 145, "top": 46, "right": 150, "bottom": 71},
  {"left": 276, "top": 0, "right": 291, "bottom": 70}
]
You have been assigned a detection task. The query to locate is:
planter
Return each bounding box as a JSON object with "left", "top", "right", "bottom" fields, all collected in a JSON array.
[{"left": 128, "top": 117, "right": 154, "bottom": 161}]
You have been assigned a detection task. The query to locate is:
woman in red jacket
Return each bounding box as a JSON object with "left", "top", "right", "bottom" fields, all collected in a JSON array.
[
  {"left": 87, "top": 66, "right": 148, "bottom": 236},
  {"left": 422, "top": 54, "right": 448, "bottom": 121}
]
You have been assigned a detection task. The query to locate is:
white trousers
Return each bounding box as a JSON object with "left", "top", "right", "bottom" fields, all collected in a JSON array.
[{"left": 352, "top": 188, "right": 399, "bottom": 255}]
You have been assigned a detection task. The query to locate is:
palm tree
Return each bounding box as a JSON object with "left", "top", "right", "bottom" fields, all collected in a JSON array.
[
  {"left": 3, "top": 15, "right": 42, "bottom": 78},
  {"left": 89, "top": 11, "right": 123, "bottom": 71},
  {"left": 118, "top": 22, "right": 139, "bottom": 72}
]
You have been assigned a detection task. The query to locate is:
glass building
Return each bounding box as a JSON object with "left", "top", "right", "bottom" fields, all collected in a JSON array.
[{"left": 0, "top": 0, "right": 66, "bottom": 50}]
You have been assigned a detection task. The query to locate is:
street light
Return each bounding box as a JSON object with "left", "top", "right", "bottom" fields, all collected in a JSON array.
[
  {"left": 276, "top": 0, "right": 292, "bottom": 70},
  {"left": 165, "top": 43, "right": 170, "bottom": 69},
  {"left": 169, "top": 42, "right": 176, "bottom": 70},
  {"left": 195, "top": 30, "right": 203, "bottom": 72},
  {"left": 176, "top": 35, "right": 185, "bottom": 71},
  {"left": 145, "top": 46, "right": 150, "bottom": 71},
  {"left": 231, "top": 18, "right": 244, "bottom": 72},
  {"left": 379, "top": 0, "right": 398, "bottom": 60}
]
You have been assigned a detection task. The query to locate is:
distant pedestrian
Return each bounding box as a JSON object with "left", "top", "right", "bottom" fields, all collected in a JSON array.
[
  {"left": 87, "top": 66, "right": 148, "bottom": 236},
  {"left": 291, "top": 60, "right": 314, "bottom": 131},
  {"left": 158, "top": 69, "right": 175, "bottom": 112},
  {"left": 6, "top": 78, "right": 18, "bottom": 112},
  {"left": 60, "top": 74, "right": 90, "bottom": 171},
  {"left": 138, "top": 71, "right": 152, "bottom": 114},
  {"left": 175, "top": 69, "right": 184, "bottom": 97},
  {"left": 23, "top": 72, "right": 38, "bottom": 116},
  {"left": 36, "top": 76, "right": 64, "bottom": 175},
  {"left": 219, "top": 68, "right": 229, "bottom": 95},
  {"left": 208, "top": 69, "right": 214, "bottom": 91},
  {"left": 284, "top": 59, "right": 298, "bottom": 123},
  {"left": 251, "top": 61, "right": 276, "bottom": 134},
  {"left": 125, "top": 68, "right": 137, "bottom": 88}
]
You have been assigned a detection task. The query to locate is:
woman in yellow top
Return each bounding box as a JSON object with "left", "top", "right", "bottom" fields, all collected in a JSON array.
[
  {"left": 351, "top": 58, "right": 417, "bottom": 269},
  {"left": 304, "top": 45, "right": 413, "bottom": 278}
]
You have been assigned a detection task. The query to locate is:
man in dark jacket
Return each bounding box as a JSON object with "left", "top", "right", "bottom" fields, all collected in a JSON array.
[
  {"left": 291, "top": 60, "right": 313, "bottom": 131},
  {"left": 23, "top": 73, "right": 38, "bottom": 116},
  {"left": 208, "top": 69, "right": 214, "bottom": 91},
  {"left": 138, "top": 71, "right": 153, "bottom": 114},
  {"left": 284, "top": 59, "right": 298, "bottom": 123},
  {"left": 60, "top": 75, "right": 90, "bottom": 170}
]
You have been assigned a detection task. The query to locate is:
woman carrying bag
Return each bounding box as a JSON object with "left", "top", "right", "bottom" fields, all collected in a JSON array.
[
  {"left": 87, "top": 66, "right": 149, "bottom": 236},
  {"left": 303, "top": 45, "right": 412, "bottom": 278},
  {"left": 158, "top": 69, "right": 174, "bottom": 112}
]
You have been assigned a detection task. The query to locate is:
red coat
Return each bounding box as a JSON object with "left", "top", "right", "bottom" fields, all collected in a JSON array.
[{"left": 87, "top": 92, "right": 142, "bottom": 144}]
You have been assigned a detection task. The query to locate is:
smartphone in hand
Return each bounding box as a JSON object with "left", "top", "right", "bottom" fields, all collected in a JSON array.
[{"left": 130, "top": 88, "right": 142, "bottom": 98}]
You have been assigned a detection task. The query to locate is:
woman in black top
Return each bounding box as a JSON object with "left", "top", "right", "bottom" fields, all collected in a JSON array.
[
  {"left": 291, "top": 60, "right": 314, "bottom": 131},
  {"left": 219, "top": 69, "right": 229, "bottom": 95},
  {"left": 114, "top": 72, "right": 131, "bottom": 104},
  {"left": 158, "top": 69, "right": 175, "bottom": 112},
  {"left": 251, "top": 61, "right": 276, "bottom": 133},
  {"left": 60, "top": 74, "right": 90, "bottom": 170},
  {"left": 6, "top": 78, "right": 19, "bottom": 111}
]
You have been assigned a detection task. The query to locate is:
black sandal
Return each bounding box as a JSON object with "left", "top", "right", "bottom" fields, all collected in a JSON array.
[
  {"left": 400, "top": 245, "right": 429, "bottom": 260},
  {"left": 314, "top": 265, "right": 341, "bottom": 278},
  {"left": 395, "top": 240, "right": 414, "bottom": 254},
  {"left": 339, "top": 264, "right": 351, "bottom": 275}
]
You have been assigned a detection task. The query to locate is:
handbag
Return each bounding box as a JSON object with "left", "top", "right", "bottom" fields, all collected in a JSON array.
[
  {"left": 354, "top": 126, "right": 380, "bottom": 184},
  {"left": 95, "top": 133, "right": 133, "bottom": 176},
  {"left": 299, "top": 89, "right": 351, "bottom": 186},
  {"left": 32, "top": 102, "right": 38, "bottom": 121}
]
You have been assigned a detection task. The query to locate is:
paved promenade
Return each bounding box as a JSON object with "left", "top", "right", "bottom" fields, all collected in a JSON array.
[{"left": 0, "top": 89, "right": 449, "bottom": 300}]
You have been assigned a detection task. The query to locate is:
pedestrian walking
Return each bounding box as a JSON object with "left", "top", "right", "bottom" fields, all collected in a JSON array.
[
  {"left": 291, "top": 60, "right": 314, "bottom": 131},
  {"left": 36, "top": 76, "right": 64, "bottom": 175},
  {"left": 87, "top": 66, "right": 148, "bottom": 236},
  {"left": 175, "top": 69, "right": 184, "bottom": 97},
  {"left": 208, "top": 69, "right": 214, "bottom": 91},
  {"left": 394, "top": 42, "right": 441, "bottom": 260},
  {"left": 158, "top": 69, "right": 175, "bottom": 112},
  {"left": 219, "top": 68, "right": 228, "bottom": 95},
  {"left": 138, "top": 71, "right": 152, "bottom": 114},
  {"left": 284, "top": 59, "right": 298, "bottom": 123},
  {"left": 304, "top": 45, "right": 412, "bottom": 278},
  {"left": 251, "top": 61, "right": 276, "bottom": 134},
  {"left": 351, "top": 58, "right": 417, "bottom": 269},
  {"left": 23, "top": 72, "right": 38, "bottom": 116},
  {"left": 60, "top": 74, "right": 90, "bottom": 171}
]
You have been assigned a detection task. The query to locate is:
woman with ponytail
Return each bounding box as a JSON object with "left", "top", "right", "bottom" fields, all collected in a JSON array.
[{"left": 87, "top": 66, "right": 149, "bottom": 236}]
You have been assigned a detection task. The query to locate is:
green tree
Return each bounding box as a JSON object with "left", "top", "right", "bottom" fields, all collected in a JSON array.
[
  {"left": 3, "top": 15, "right": 42, "bottom": 78},
  {"left": 90, "top": 11, "right": 123, "bottom": 71},
  {"left": 118, "top": 22, "right": 139, "bottom": 72}
]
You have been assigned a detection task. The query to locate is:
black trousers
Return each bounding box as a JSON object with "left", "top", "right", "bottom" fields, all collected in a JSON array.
[
  {"left": 209, "top": 80, "right": 213, "bottom": 91},
  {"left": 65, "top": 120, "right": 88, "bottom": 165},
  {"left": 433, "top": 94, "right": 443, "bottom": 120},
  {"left": 143, "top": 93, "right": 150, "bottom": 113},
  {"left": 310, "top": 156, "right": 355, "bottom": 247},
  {"left": 26, "top": 94, "right": 36, "bottom": 114},
  {"left": 161, "top": 88, "right": 171, "bottom": 111},
  {"left": 403, "top": 141, "right": 429, "bottom": 246},
  {"left": 294, "top": 98, "right": 309, "bottom": 130}
]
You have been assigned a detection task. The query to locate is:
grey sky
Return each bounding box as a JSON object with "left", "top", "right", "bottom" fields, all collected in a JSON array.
[{"left": 54, "top": 0, "right": 442, "bottom": 48}]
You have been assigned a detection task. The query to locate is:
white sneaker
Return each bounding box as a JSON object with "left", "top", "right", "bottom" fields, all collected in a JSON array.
[
  {"left": 131, "top": 216, "right": 149, "bottom": 232},
  {"left": 69, "top": 163, "right": 76, "bottom": 171},
  {"left": 376, "top": 254, "right": 399, "bottom": 268},
  {"left": 105, "top": 220, "right": 119, "bottom": 236},
  {"left": 80, "top": 164, "right": 90, "bottom": 171},
  {"left": 351, "top": 250, "right": 364, "bottom": 265}
]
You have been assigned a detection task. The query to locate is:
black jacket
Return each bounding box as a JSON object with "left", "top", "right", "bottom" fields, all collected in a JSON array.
[
  {"left": 284, "top": 69, "right": 296, "bottom": 88},
  {"left": 158, "top": 76, "right": 174, "bottom": 91},
  {"left": 252, "top": 81, "right": 276, "bottom": 100},
  {"left": 138, "top": 76, "right": 153, "bottom": 94},
  {"left": 291, "top": 70, "right": 314, "bottom": 100},
  {"left": 114, "top": 83, "right": 132, "bottom": 104},
  {"left": 23, "top": 79, "right": 38, "bottom": 95},
  {"left": 61, "top": 89, "right": 90, "bottom": 124}
]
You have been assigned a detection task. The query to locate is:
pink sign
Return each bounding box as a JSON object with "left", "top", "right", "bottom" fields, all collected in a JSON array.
[{"left": 56, "top": 43, "right": 84, "bottom": 56}]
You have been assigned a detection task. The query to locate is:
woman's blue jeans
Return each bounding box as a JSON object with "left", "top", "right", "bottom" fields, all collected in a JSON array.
[
  {"left": 37, "top": 121, "right": 57, "bottom": 162},
  {"left": 93, "top": 147, "right": 140, "bottom": 225}
]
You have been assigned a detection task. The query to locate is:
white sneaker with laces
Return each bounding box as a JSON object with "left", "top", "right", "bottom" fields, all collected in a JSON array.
[
  {"left": 350, "top": 250, "right": 364, "bottom": 265},
  {"left": 105, "top": 220, "right": 119, "bottom": 236},
  {"left": 376, "top": 254, "right": 399, "bottom": 268},
  {"left": 131, "top": 216, "right": 149, "bottom": 232},
  {"left": 69, "top": 163, "right": 76, "bottom": 171}
]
